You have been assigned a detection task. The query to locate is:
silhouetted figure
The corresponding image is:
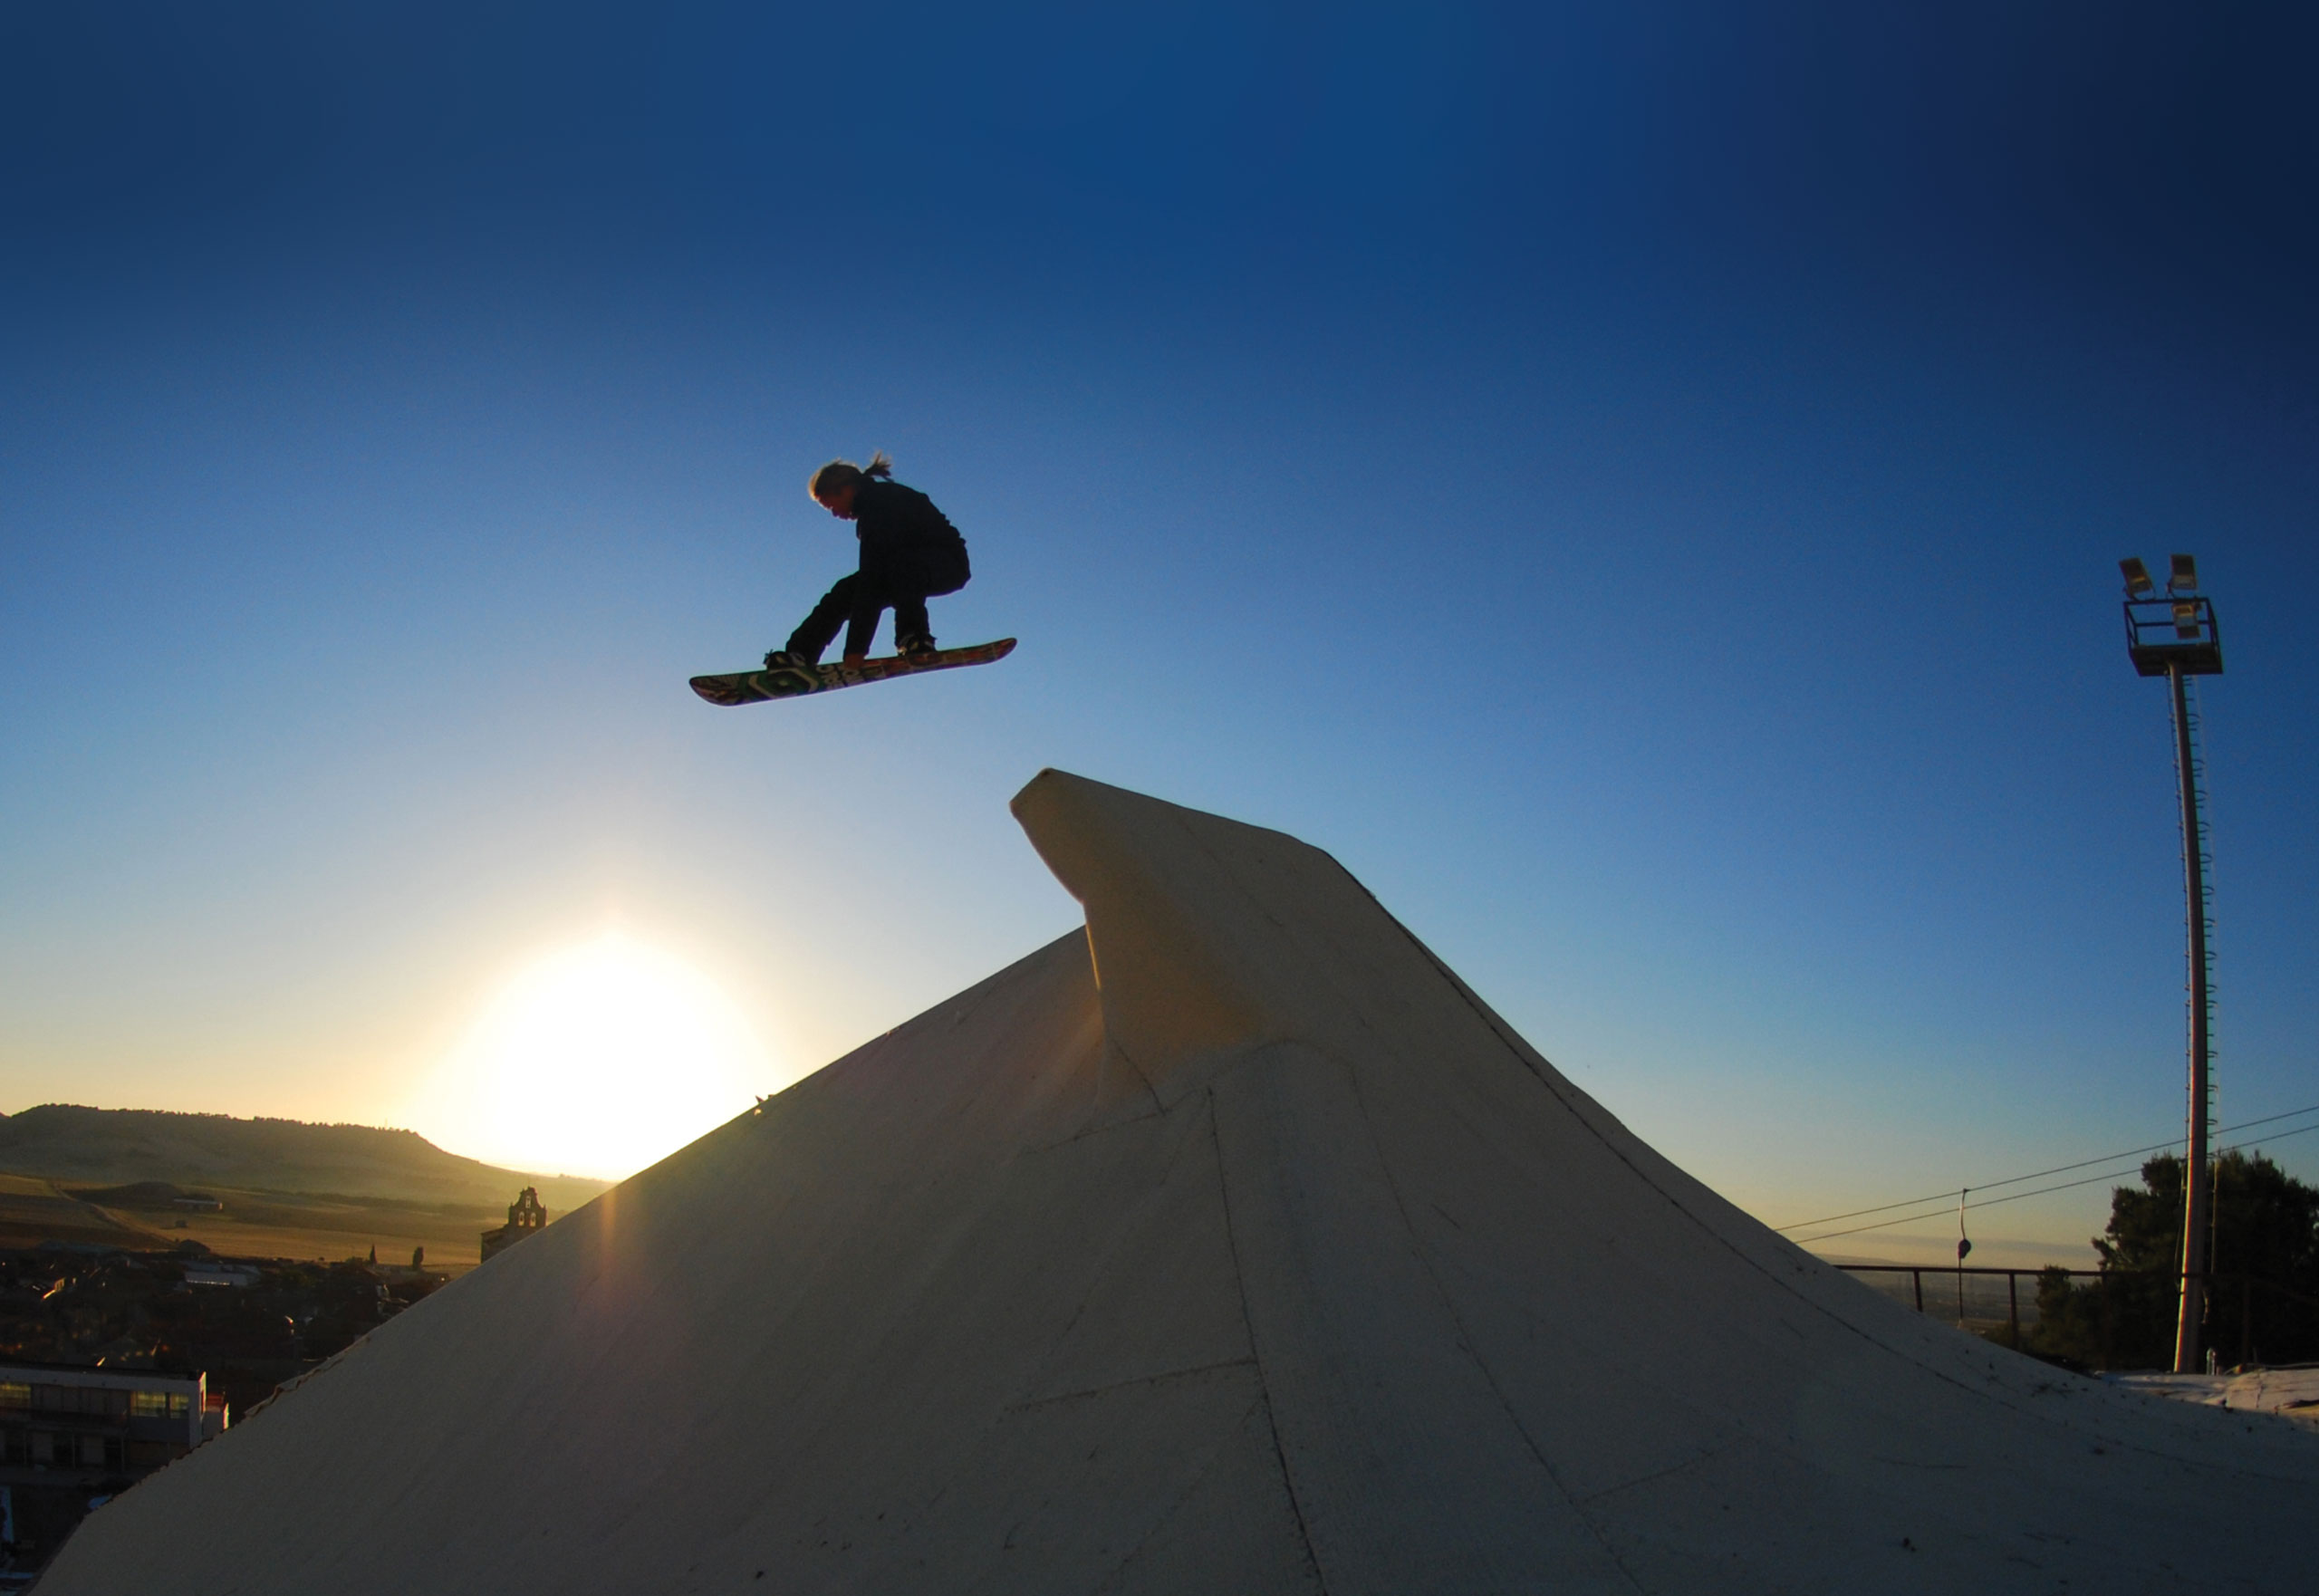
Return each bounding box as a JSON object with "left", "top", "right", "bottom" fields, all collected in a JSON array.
[{"left": 765, "top": 452, "right": 970, "bottom": 669}]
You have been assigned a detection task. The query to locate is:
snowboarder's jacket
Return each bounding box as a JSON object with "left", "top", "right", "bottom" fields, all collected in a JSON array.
[{"left": 854, "top": 478, "right": 970, "bottom": 598}]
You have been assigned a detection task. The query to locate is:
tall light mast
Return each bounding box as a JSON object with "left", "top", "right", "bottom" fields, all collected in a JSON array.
[{"left": 2119, "top": 553, "right": 2222, "bottom": 1375}]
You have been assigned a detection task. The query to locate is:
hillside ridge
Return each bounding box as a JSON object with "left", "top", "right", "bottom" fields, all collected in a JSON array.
[{"left": 0, "top": 1105, "right": 608, "bottom": 1215}]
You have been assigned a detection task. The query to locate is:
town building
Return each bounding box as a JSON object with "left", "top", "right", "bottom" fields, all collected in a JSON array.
[
  {"left": 181, "top": 1263, "right": 259, "bottom": 1288},
  {"left": 0, "top": 1361, "right": 221, "bottom": 1572}
]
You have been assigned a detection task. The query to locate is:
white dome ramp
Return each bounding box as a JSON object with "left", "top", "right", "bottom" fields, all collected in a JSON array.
[{"left": 43, "top": 770, "right": 2316, "bottom": 1594}]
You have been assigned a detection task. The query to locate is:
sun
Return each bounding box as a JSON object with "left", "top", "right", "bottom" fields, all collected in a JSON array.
[{"left": 410, "top": 932, "right": 771, "bottom": 1181}]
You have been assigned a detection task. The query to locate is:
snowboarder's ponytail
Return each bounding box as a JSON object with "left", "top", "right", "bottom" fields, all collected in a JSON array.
[{"left": 808, "top": 451, "right": 895, "bottom": 501}]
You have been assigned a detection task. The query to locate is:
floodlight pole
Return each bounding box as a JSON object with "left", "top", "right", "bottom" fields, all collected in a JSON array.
[
  {"left": 2166, "top": 659, "right": 2211, "bottom": 1376},
  {"left": 2119, "top": 556, "right": 2222, "bottom": 1376}
]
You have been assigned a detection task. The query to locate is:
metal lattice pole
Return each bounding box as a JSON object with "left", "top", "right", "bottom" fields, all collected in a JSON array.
[
  {"left": 2115, "top": 555, "right": 2222, "bottom": 1375},
  {"left": 2169, "top": 661, "right": 2212, "bottom": 1374}
]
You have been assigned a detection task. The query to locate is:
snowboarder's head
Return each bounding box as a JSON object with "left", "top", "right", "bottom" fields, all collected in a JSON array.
[{"left": 808, "top": 450, "right": 893, "bottom": 520}]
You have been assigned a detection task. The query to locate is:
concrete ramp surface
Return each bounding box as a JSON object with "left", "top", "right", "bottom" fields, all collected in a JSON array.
[{"left": 43, "top": 771, "right": 2317, "bottom": 1592}]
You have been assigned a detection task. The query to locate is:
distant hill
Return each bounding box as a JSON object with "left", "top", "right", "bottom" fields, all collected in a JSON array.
[{"left": 0, "top": 1106, "right": 607, "bottom": 1216}]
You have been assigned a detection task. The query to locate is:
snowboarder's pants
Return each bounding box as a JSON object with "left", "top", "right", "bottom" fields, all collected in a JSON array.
[{"left": 788, "top": 572, "right": 933, "bottom": 662}]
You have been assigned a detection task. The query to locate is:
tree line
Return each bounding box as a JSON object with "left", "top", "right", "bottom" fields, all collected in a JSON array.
[{"left": 2030, "top": 1150, "right": 2319, "bottom": 1370}]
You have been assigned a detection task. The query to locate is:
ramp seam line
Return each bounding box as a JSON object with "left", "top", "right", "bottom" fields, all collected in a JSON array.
[
  {"left": 1338, "top": 1042, "right": 1651, "bottom": 1594},
  {"left": 1087, "top": 1392, "right": 1289, "bottom": 1596},
  {"left": 1005, "top": 1358, "right": 1258, "bottom": 1414},
  {"left": 1208, "top": 1086, "right": 1331, "bottom": 1596},
  {"left": 1570, "top": 1445, "right": 1731, "bottom": 1507},
  {"left": 1016, "top": 1102, "right": 1225, "bottom": 1399}
]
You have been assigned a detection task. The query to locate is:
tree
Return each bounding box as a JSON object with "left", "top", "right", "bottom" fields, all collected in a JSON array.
[{"left": 2031, "top": 1150, "right": 2319, "bottom": 1370}]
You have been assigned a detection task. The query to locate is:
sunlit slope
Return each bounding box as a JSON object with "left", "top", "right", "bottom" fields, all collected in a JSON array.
[
  {"left": 43, "top": 772, "right": 2319, "bottom": 1595},
  {"left": 0, "top": 1106, "right": 605, "bottom": 1214}
]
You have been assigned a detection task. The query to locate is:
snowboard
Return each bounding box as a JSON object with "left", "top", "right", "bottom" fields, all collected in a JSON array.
[{"left": 689, "top": 638, "right": 1016, "bottom": 707}]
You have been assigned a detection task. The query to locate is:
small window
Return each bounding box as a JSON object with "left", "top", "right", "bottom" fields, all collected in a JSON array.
[
  {"left": 167, "top": 1393, "right": 190, "bottom": 1418},
  {"left": 0, "top": 1383, "right": 26, "bottom": 1409},
  {"left": 130, "top": 1390, "right": 170, "bottom": 1418}
]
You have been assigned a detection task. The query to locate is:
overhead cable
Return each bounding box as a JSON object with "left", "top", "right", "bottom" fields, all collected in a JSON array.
[
  {"left": 1791, "top": 1120, "right": 2319, "bottom": 1245},
  {"left": 1773, "top": 1102, "right": 2319, "bottom": 1235}
]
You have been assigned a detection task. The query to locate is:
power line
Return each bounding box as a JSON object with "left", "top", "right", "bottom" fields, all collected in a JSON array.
[
  {"left": 1791, "top": 1120, "right": 2319, "bottom": 1245},
  {"left": 1796, "top": 1170, "right": 2145, "bottom": 1244},
  {"left": 1772, "top": 1102, "right": 2319, "bottom": 1235}
]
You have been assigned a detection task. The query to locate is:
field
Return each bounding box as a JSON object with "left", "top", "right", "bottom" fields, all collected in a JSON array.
[
  {"left": 0, "top": 1105, "right": 609, "bottom": 1268},
  {"left": 0, "top": 1175, "right": 565, "bottom": 1271},
  {"left": 0, "top": 1174, "right": 147, "bottom": 1250}
]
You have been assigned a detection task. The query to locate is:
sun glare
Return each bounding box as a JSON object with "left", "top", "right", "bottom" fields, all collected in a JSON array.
[{"left": 410, "top": 932, "right": 770, "bottom": 1181}]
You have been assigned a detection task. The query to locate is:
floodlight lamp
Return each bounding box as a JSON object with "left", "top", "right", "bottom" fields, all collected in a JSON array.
[
  {"left": 2120, "top": 557, "right": 2155, "bottom": 598},
  {"left": 2169, "top": 553, "right": 2198, "bottom": 595},
  {"left": 2173, "top": 601, "right": 2202, "bottom": 639}
]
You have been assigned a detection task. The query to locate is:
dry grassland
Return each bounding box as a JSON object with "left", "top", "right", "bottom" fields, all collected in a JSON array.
[{"left": 0, "top": 1177, "right": 497, "bottom": 1271}]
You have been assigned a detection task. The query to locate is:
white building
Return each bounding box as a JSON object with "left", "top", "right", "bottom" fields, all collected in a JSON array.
[{"left": 0, "top": 1362, "right": 210, "bottom": 1475}]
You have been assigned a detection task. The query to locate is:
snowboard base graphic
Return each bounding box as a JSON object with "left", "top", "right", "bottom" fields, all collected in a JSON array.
[{"left": 689, "top": 639, "right": 1016, "bottom": 707}]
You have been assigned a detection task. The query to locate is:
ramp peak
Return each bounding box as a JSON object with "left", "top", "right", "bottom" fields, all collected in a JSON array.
[{"left": 38, "top": 772, "right": 2318, "bottom": 1596}]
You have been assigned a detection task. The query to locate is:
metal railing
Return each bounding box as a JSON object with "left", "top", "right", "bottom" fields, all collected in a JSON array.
[
  {"left": 1839, "top": 1264, "right": 2057, "bottom": 1346},
  {"left": 1837, "top": 1263, "right": 2319, "bottom": 1368}
]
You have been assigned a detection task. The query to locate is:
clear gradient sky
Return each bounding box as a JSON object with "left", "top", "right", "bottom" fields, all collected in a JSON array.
[{"left": 5, "top": 5, "right": 2315, "bottom": 1263}]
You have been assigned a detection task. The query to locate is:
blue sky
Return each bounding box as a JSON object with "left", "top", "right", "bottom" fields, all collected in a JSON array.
[{"left": 4, "top": 4, "right": 2315, "bottom": 1255}]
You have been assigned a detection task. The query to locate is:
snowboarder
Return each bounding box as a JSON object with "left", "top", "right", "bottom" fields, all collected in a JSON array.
[{"left": 763, "top": 451, "right": 971, "bottom": 672}]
